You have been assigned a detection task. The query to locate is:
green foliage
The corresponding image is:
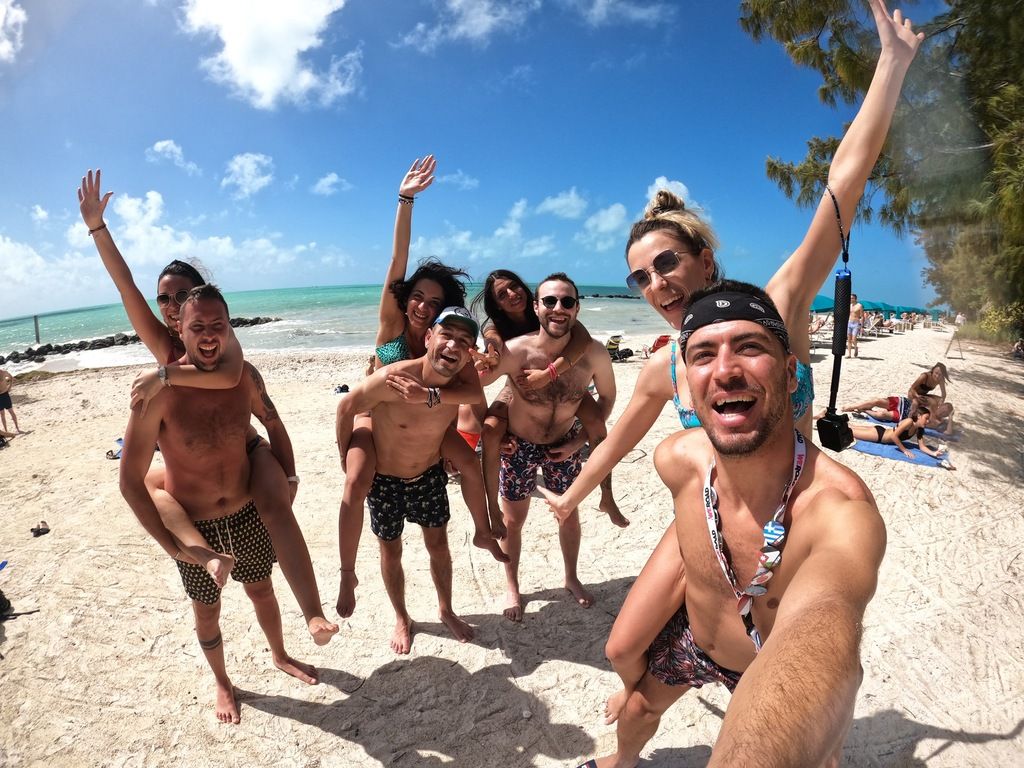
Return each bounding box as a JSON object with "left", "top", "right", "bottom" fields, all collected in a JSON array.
[
  {"left": 979, "top": 301, "right": 1024, "bottom": 341},
  {"left": 738, "top": 0, "right": 1024, "bottom": 318}
]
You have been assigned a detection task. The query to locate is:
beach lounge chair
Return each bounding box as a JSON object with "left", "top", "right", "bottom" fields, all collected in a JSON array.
[{"left": 642, "top": 334, "right": 671, "bottom": 358}]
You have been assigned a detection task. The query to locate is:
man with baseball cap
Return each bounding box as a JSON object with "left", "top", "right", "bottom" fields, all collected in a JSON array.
[{"left": 335, "top": 306, "right": 507, "bottom": 653}]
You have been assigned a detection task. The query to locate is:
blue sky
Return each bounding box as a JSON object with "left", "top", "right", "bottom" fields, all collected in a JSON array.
[{"left": 0, "top": 0, "right": 936, "bottom": 320}]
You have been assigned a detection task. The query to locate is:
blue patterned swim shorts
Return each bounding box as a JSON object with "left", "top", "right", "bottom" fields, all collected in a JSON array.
[{"left": 499, "top": 422, "right": 583, "bottom": 502}]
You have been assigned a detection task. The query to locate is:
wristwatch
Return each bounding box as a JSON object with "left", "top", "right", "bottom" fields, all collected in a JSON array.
[{"left": 158, "top": 365, "right": 169, "bottom": 387}]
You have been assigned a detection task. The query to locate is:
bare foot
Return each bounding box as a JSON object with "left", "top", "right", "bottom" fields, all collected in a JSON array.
[
  {"left": 439, "top": 608, "right": 474, "bottom": 643},
  {"left": 604, "top": 688, "right": 629, "bottom": 725},
  {"left": 336, "top": 570, "right": 358, "bottom": 618},
  {"left": 308, "top": 616, "right": 339, "bottom": 646},
  {"left": 565, "top": 577, "right": 593, "bottom": 608},
  {"left": 601, "top": 494, "right": 630, "bottom": 528},
  {"left": 215, "top": 681, "right": 240, "bottom": 724},
  {"left": 503, "top": 590, "right": 523, "bottom": 622},
  {"left": 273, "top": 654, "right": 319, "bottom": 685},
  {"left": 205, "top": 553, "right": 235, "bottom": 589},
  {"left": 390, "top": 616, "right": 414, "bottom": 654},
  {"left": 473, "top": 531, "right": 510, "bottom": 563}
]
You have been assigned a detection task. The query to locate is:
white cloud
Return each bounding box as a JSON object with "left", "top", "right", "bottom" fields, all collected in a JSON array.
[
  {"left": 0, "top": 1, "right": 27, "bottom": 64},
  {"left": 146, "top": 139, "right": 201, "bottom": 176},
  {"left": 409, "top": 199, "right": 555, "bottom": 264},
  {"left": 397, "top": 0, "right": 541, "bottom": 53},
  {"left": 437, "top": 170, "right": 479, "bottom": 191},
  {"left": 569, "top": 0, "right": 667, "bottom": 26},
  {"left": 30, "top": 204, "right": 48, "bottom": 223},
  {"left": 181, "top": 0, "right": 361, "bottom": 110},
  {"left": 536, "top": 187, "right": 587, "bottom": 219},
  {"left": 221, "top": 153, "right": 274, "bottom": 199},
  {"left": 575, "top": 202, "right": 627, "bottom": 252},
  {"left": 310, "top": 172, "right": 352, "bottom": 196}
]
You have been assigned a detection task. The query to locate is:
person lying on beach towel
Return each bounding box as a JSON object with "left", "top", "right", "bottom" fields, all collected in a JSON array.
[
  {"left": 840, "top": 396, "right": 956, "bottom": 435},
  {"left": 849, "top": 406, "right": 946, "bottom": 460}
]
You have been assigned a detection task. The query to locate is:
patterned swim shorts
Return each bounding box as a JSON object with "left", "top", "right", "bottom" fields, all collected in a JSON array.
[
  {"left": 499, "top": 422, "right": 583, "bottom": 502},
  {"left": 175, "top": 500, "right": 276, "bottom": 604},
  {"left": 368, "top": 462, "right": 450, "bottom": 541},
  {"left": 648, "top": 603, "right": 743, "bottom": 692}
]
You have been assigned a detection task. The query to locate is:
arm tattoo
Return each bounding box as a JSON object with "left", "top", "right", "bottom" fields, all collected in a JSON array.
[{"left": 248, "top": 366, "right": 279, "bottom": 423}]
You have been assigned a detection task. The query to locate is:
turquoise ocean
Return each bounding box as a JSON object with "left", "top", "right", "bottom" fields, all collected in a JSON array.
[{"left": 0, "top": 284, "right": 671, "bottom": 374}]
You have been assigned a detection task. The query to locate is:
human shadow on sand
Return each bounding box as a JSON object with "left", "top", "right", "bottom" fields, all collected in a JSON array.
[
  {"left": 241, "top": 658, "right": 593, "bottom": 768},
  {"left": 640, "top": 699, "right": 1023, "bottom": 766}
]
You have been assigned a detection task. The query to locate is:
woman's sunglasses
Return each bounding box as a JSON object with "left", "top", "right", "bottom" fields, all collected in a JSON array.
[
  {"left": 626, "top": 250, "right": 692, "bottom": 292},
  {"left": 539, "top": 295, "right": 578, "bottom": 310},
  {"left": 156, "top": 289, "right": 191, "bottom": 307}
]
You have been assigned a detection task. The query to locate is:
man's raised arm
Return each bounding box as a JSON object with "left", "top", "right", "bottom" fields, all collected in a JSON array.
[
  {"left": 118, "top": 397, "right": 179, "bottom": 558},
  {"left": 709, "top": 494, "right": 886, "bottom": 767}
]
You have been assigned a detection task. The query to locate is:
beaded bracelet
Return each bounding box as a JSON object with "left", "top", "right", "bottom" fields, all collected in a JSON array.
[
  {"left": 547, "top": 363, "right": 558, "bottom": 382},
  {"left": 398, "top": 194, "right": 415, "bottom": 205}
]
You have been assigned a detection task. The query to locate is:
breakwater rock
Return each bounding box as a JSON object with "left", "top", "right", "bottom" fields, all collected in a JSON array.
[
  {"left": 0, "top": 317, "right": 280, "bottom": 365},
  {"left": 581, "top": 293, "right": 641, "bottom": 300}
]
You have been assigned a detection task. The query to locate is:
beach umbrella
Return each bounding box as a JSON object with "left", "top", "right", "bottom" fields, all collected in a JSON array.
[
  {"left": 811, "top": 294, "right": 834, "bottom": 312},
  {"left": 861, "top": 300, "right": 884, "bottom": 311}
]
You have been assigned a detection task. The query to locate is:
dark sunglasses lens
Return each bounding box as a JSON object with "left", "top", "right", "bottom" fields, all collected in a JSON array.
[
  {"left": 653, "top": 250, "right": 681, "bottom": 274},
  {"left": 560, "top": 296, "right": 577, "bottom": 309},
  {"left": 541, "top": 296, "right": 577, "bottom": 309},
  {"left": 626, "top": 271, "right": 649, "bottom": 292},
  {"left": 156, "top": 294, "right": 170, "bottom": 306},
  {"left": 173, "top": 290, "right": 190, "bottom": 305}
]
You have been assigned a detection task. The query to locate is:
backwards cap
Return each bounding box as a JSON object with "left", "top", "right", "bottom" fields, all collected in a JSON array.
[{"left": 434, "top": 306, "right": 479, "bottom": 338}]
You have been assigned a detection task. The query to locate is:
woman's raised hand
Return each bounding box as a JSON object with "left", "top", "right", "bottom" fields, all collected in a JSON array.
[
  {"left": 399, "top": 155, "right": 436, "bottom": 199},
  {"left": 78, "top": 169, "right": 113, "bottom": 230},
  {"left": 871, "top": 0, "right": 925, "bottom": 64}
]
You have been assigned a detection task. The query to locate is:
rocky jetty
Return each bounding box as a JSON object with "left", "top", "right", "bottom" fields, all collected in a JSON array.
[
  {"left": 581, "top": 293, "right": 641, "bottom": 300},
  {"left": 0, "top": 316, "right": 279, "bottom": 365}
]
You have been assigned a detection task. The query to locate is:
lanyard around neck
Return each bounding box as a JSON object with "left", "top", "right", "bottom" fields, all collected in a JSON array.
[{"left": 702, "top": 429, "right": 807, "bottom": 652}]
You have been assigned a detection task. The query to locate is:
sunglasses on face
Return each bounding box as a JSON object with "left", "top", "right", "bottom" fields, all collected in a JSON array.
[
  {"left": 539, "top": 295, "right": 578, "bottom": 310},
  {"left": 156, "top": 289, "right": 191, "bottom": 307},
  {"left": 626, "top": 250, "right": 692, "bottom": 292}
]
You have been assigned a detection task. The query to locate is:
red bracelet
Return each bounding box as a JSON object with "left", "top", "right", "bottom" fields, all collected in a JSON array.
[{"left": 547, "top": 363, "right": 558, "bottom": 381}]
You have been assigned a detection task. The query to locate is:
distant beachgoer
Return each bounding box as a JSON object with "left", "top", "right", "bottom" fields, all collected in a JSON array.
[
  {"left": 850, "top": 406, "right": 946, "bottom": 459},
  {"left": 0, "top": 368, "right": 22, "bottom": 434},
  {"left": 469, "top": 269, "right": 626, "bottom": 527},
  {"left": 480, "top": 272, "right": 616, "bottom": 621},
  {"left": 840, "top": 395, "right": 956, "bottom": 435},
  {"left": 847, "top": 292, "right": 865, "bottom": 358},
  {"left": 908, "top": 362, "right": 950, "bottom": 411},
  {"left": 79, "top": 169, "right": 337, "bottom": 645},
  {"left": 569, "top": 281, "right": 885, "bottom": 767},
  {"left": 119, "top": 285, "right": 318, "bottom": 724},
  {"left": 539, "top": 0, "right": 922, "bottom": 745},
  {"left": 955, "top": 312, "right": 966, "bottom": 328},
  {"left": 1012, "top": 338, "right": 1023, "bottom": 360},
  {"left": 335, "top": 307, "right": 508, "bottom": 653},
  {"left": 335, "top": 156, "right": 495, "bottom": 620}
]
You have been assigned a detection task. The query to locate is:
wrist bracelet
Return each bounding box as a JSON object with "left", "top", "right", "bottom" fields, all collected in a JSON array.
[
  {"left": 398, "top": 194, "right": 415, "bottom": 205},
  {"left": 286, "top": 475, "right": 300, "bottom": 484},
  {"left": 88, "top": 223, "right": 107, "bottom": 236},
  {"left": 547, "top": 363, "right": 558, "bottom": 382},
  {"left": 426, "top": 386, "right": 441, "bottom": 408}
]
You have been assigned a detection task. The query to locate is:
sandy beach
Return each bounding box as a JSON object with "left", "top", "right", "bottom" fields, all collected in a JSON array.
[{"left": 1, "top": 324, "right": 1022, "bottom": 767}]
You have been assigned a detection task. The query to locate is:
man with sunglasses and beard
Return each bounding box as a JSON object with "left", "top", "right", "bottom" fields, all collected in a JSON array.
[
  {"left": 335, "top": 307, "right": 508, "bottom": 654},
  {"left": 574, "top": 280, "right": 883, "bottom": 768},
  {"left": 479, "top": 272, "right": 616, "bottom": 622}
]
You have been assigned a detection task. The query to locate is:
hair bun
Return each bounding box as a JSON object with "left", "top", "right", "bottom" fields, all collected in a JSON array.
[{"left": 645, "top": 189, "right": 686, "bottom": 220}]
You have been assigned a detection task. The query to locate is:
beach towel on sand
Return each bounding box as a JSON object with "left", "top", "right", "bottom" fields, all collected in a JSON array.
[{"left": 850, "top": 439, "right": 951, "bottom": 468}]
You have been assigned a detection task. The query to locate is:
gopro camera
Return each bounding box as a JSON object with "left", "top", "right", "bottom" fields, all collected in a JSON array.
[{"left": 817, "top": 410, "right": 853, "bottom": 452}]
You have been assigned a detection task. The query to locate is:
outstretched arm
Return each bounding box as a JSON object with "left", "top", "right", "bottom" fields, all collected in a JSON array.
[
  {"left": 518, "top": 321, "right": 595, "bottom": 390},
  {"left": 710, "top": 495, "right": 885, "bottom": 766},
  {"left": 377, "top": 156, "right": 437, "bottom": 345},
  {"left": 131, "top": 332, "right": 246, "bottom": 414},
  {"left": 386, "top": 359, "right": 485, "bottom": 406},
  {"left": 767, "top": 0, "right": 924, "bottom": 344},
  {"left": 79, "top": 169, "right": 175, "bottom": 362}
]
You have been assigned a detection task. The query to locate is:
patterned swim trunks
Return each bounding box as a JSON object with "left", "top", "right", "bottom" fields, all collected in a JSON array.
[
  {"left": 368, "top": 462, "right": 450, "bottom": 541},
  {"left": 648, "top": 603, "right": 743, "bottom": 692},
  {"left": 499, "top": 422, "right": 583, "bottom": 502},
  {"left": 175, "top": 500, "right": 276, "bottom": 604}
]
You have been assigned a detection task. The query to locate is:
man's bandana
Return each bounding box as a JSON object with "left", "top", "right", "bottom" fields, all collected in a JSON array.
[{"left": 679, "top": 292, "right": 791, "bottom": 357}]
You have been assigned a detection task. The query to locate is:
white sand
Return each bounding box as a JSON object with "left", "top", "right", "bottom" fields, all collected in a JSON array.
[{"left": 1, "top": 325, "right": 1022, "bottom": 767}]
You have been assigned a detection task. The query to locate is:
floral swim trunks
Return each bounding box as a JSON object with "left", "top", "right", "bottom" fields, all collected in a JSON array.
[
  {"left": 499, "top": 422, "right": 583, "bottom": 502},
  {"left": 648, "top": 603, "right": 743, "bottom": 692},
  {"left": 175, "top": 500, "right": 276, "bottom": 604},
  {"left": 368, "top": 462, "right": 450, "bottom": 541}
]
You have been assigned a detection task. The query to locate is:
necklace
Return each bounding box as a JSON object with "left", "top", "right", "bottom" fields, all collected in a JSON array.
[{"left": 702, "top": 429, "right": 806, "bottom": 652}]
